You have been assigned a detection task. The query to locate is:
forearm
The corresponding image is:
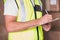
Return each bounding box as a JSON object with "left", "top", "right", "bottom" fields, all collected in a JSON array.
[
  {"left": 5, "top": 14, "right": 52, "bottom": 32},
  {"left": 6, "top": 19, "right": 42, "bottom": 32}
]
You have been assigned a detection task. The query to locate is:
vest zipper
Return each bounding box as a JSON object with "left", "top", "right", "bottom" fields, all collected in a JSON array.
[
  {"left": 30, "top": 0, "right": 39, "bottom": 40},
  {"left": 34, "top": 6, "right": 39, "bottom": 40}
]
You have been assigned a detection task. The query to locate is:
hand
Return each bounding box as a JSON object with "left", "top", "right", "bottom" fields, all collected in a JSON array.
[
  {"left": 39, "top": 14, "right": 52, "bottom": 25},
  {"left": 42, "top": 23, "right": 51, "bottom": 31}
]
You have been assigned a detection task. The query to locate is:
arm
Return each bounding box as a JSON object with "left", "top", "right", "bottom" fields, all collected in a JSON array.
[
  {"left": 4, "top": 14, "right": 52, "bottom": 32},
  {"left": 4, "top": 0, "right": 52, "bottom": 32},
  {"left": 4, "top": 15, "right": 41, "bottom": 32}
]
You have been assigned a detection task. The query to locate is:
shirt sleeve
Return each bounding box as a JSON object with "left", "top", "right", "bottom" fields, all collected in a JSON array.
[{"left": 4, "top": 0, "right": 18, "bottom": 16}]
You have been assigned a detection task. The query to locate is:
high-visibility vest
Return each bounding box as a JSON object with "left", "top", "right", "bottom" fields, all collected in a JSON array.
[
  {"left": 6, "top": 0, "right": 44, "bottom": 40},
  {"left": 4, "top": 0, "right": 6, "bottom": 3}
]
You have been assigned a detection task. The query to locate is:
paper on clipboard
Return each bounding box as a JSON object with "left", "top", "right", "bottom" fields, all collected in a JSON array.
[
  {"left": 43, "top": 18, "right": 60, "bottom": 25},
  {"left": 50, "top": 0, "right": 57, "bottom": 5},
  {"left": 49, "top": 18, "right": 60, "bottom": 23}
]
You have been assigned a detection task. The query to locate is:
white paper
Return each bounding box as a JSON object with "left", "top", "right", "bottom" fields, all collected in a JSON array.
[{"left": 50, "top": 0, "right": 56, "bottom": 5}]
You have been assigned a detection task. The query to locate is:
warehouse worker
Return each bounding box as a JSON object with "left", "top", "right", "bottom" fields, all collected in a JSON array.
[{"left": 4, "top": 0, "right": 52, "bottom": 40}]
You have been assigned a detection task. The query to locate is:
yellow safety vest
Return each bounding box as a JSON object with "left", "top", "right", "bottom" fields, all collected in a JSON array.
[
  {"left": 4, "top": 0, "right": 44, "bottom": 40},
  {"left": 4, "top": 0, "right": 6, "bottom": 3}
]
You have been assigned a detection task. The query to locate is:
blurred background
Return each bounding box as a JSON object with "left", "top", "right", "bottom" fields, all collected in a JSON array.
[
  {"left": 0, "top": 0, "right": 60, "bottom": 40},
  {"left": 0, "top": 0, "right": 8, "bottom": 40}
]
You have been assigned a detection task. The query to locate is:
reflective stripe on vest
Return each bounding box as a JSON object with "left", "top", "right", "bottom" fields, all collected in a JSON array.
[
  {"left": 8, "top": 0, "right": 43, "bottom": 40},
  {"left": 19, "top": 0, "right": 26, "bottom": 22}
]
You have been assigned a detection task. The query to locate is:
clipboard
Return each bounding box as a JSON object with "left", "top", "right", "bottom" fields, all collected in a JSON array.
[
  {"left": 43, "top": 18, "right": 60, "bottom": 25},
  {"left": 50, "top": 18, "right": 60, "bottom": 22},
  {"left": 48, "top": 18, "right": 60, "bottom": 23}
]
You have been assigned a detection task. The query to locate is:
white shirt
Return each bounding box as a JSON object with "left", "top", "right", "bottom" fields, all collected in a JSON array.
[{"left": 4, "top": 0, "right": 18, "bottom": 16}]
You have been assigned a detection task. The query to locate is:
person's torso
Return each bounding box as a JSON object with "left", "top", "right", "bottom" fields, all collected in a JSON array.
[{"left": 8, "top": 0, "right": 43, "bottom": 40}]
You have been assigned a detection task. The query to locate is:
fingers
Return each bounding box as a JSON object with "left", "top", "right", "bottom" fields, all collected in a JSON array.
[
  {"left": 45, "top": 14, "right": 52, "bottom": 19},
  {"left": 39, "top": 14, "right": 52, "bottom": 25},
  {"left": 43, "top": 23, "right": 51, "bottom": 31},
  {"left": 45, "top": 14, "right": 52, "bottom": 22}
]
